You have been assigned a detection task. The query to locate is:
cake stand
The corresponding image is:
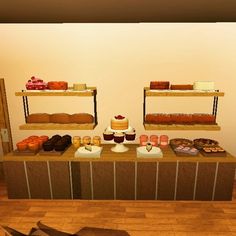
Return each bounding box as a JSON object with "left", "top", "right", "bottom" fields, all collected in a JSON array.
[{"left": 106, "top": 126, "right": 134, "bottom": 153}]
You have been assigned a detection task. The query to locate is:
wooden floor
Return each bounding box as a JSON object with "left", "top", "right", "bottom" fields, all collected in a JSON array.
[{"left": 1, "top": 181, "right": 236, "bottom": 236}]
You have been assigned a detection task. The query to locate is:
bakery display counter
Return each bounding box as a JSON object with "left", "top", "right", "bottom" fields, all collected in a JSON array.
[{"left": 3, "top": 144, "right": 236, "bottom": 201}]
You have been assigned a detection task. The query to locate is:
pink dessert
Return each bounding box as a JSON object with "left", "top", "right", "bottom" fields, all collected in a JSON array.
[{"left": 26, "top": 76, "right": 47, "bottom": 90}]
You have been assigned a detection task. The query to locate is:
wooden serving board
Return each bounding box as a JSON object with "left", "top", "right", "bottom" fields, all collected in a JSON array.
[
  {"left": 38, "top": 145, "right": 71, "bottom": 156},
  {"left": 200, "top": 149, "right": 227, "bottom": 157},
  {"left": 13, "top": 149, "right": 38, "bottom": 156}
]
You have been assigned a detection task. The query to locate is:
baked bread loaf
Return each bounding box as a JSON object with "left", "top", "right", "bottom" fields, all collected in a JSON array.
[
  {"left": 150, "top": 81, "right": 170, "bottom": 90},
  {"left": 27, "top": 113, "right": 50, "bottom": 123},
  {"left": 170, "top": 84, "right": 193, "bottom": 90},
  {"left": 170, "top": 114, "right": 193, "bottom": 124},
  {"left": 70, "top": 113, "right": 94, "bottom": 124},
  {"left": 193, "top": 114, "right": 216, "bottom": 124},
  {"left": 145, "top": 113, "right": 171, "bottom": 124},
  {"left": 50, "top": 113, "right": 71, "bottom": 124},
  {"left": 47, "top": 81, "right": 68, "bottom": 90}
]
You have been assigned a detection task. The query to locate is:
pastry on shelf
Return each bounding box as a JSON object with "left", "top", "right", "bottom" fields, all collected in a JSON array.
[
  {"left": 193, "top": 81, "right": 215, "bottom": 91},
  {"left": 170, "top": 84, "right": 193, "bottom": 90},
  {"left": 193, "top": 138, "right": 219, "bottom": 150},
  {"left": 170, "top": 113, "right": 193, "bottom": 124},
  {"left": 145, "top": 113, "right": 171, "bottom": 124},
  {"left": 150, "top": 81, "right": 170, "bottom": 90},
  {"left": 50, "top": 113, "right": 71, "bottom": 124},
  {"left": 192, "top": 113, "right": 216, "bottom": 124},
  {"left": 26, "top": 113, "right": 50, "bottom": 123},
  {"left": 26, "top": 76, "right": 47, "bottom": 90},
  {"left": 111, "top": 115, "right": 129, "bottom": 130},
  {"left": 47, "top": 81, "right": 68, "bottom": 90},
  {"left": 70, "top": 113, "right": 94, "bottom": 124},
  {"left": 73, "top": 83, "right": 87, "bottom": 91}
]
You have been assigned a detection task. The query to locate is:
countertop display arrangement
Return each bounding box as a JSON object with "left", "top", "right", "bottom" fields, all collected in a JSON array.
[
  {"left": 15, "top": 78, "right": 98, "bottom": 130},
  {"left": 4, "top": 136, "right": 236, "bottom": 201},
  {"left": 143, "top": 81, "right": 224, "bottom": 130}
]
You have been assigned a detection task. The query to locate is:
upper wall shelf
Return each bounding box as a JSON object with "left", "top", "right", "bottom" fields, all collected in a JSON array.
[
  {"left": 144, "top": 87, "right": 225, "bottom": 97},
  {"left": 15, "top": 87, "right": 96, "bottom": 97}
]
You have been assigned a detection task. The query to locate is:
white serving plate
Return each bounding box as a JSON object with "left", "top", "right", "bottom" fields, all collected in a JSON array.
[
  {"left": 136, "top": 146, "right": 163, "bottom": 158},
  {"left": 74, "top": 146, "right": 102, "bottom": 158}
]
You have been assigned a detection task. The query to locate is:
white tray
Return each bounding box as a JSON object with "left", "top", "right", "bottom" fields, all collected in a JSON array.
[
  {"left": 74, "top": 146, "right": 102, "bottom": 158},
  {"left": 136, "top": 146, "right": 163, "bottom": 158}
]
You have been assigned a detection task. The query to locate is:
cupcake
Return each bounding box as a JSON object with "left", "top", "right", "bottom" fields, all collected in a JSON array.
[
  {"left": 125, "top": 131, "right": 136, "bottom": 141},
  {"left": 103, "top": 131, "right": 114, "bottom": 141},
  {"left": 114, "top": 133, "right": 125, "bottom": 143}
]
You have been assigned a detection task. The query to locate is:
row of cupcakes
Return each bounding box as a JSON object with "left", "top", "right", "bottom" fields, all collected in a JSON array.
[{"left": 103, "top": 129, "right": 136, "bottom": 142}]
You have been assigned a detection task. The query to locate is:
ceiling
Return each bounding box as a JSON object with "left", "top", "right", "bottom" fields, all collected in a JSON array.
[{"left": 0, "top": 0, "right": 236, "bottom": 23}]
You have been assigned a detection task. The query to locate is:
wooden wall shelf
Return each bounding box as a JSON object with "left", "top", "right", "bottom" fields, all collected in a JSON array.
[
  {"left": 144, "top": 123, "right": 221, "bottom": 131},
  {"left": 144, "top": 87, "right": 225, "bottom": 97},
  {"left": 15, "top": 87, "right": 96, "bottom": 97},
  {"left": 19, "top": 123, "right": 97, "bottom": 130}
]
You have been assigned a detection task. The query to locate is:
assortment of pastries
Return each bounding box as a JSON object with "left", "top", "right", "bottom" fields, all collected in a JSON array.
[
  {"left": 146, "top": 113, "right": 216, "bottom": 125},
  {"left": 42, "top": 135, "right": 71, "bottom": 152},
  {"left": 26, "top": 113, "right": 94, "bottom": 124},
  {"left": 25, "top": 77, "right": 88, "bottom": 91},
  {"left": 149, "top": 81, "right": 215, "bottom": 91}
]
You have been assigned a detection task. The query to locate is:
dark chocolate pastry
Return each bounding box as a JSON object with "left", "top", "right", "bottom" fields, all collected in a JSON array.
[{"left": 42, "top": 141, "right": 54, "bottom": 151}]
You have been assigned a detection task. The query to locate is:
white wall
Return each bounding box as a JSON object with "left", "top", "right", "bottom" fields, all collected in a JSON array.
[{"left": 0, "top": 23, "right": 236, "bottom": 155}]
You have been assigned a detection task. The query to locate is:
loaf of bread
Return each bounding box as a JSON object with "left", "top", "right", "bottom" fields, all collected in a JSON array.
[
  {"left": 70, "top": 113, "right": 94, "bottom": 124},
  {"left": 170, "top": 84, "right": 193, "bottom": 90},
  {"left": 50, "top": 113, "right": 71, "bottom": 124},
  {"left": 150, "top": 81, "right": 170, "bottom": 90},
  {"left": 146, "top": 113, "right": 171, "bottom": 124},
  {"left": 193, "top": 114, "right": 216, "bottom": 124},
  {"left": 26, "top": 113, "right": 50, "bottom": 123},
  {"left": 170, "top": 114, "right": 193, "bottom": 124}
]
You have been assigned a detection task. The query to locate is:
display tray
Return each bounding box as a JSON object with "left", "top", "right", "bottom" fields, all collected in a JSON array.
[
  {"left": 13, "top": 149, "right": 39, "bottom": 156},
  {"left": 170, "top": 144, "right": 199, "bottom": 157},
  {"left": 38, "top": 144, "right": 71, "bottom": 156},
  {"left": 199, "top": 149, "right": 227, "bottom": 157}
]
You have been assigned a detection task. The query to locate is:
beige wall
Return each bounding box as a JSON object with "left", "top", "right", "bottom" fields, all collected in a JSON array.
[{"left": 0, "top": 23, "right": 236, "bottom": 156}]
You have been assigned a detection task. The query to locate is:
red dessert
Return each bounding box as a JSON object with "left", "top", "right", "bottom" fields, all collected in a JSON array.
[{"left": 47, "top": 81, "right": 68, "bottom": 90}]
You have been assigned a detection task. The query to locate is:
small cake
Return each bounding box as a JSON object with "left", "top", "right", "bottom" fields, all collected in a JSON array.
[
  {"left": 111, "top": 115, "right": 129, "bottom": 130},
  {"left": 103, "top": 131, "right": 114, "bottom": 141},
  {"left": 170, "top": 84, "right": 193, "bottom": 90},
  {"left": 174, "top": 145, "right": 199, "bottom": 156},
  {"left": 73, "top": 83, "right": 87, "bottom": 91},
  {"left": 193, "top": 81, "right": 215, "bottom": 91},
  {"left": 26, "top": 76, "right": 47, "bottom": 90},
  {"left": 125, "top": 131, "right": 136, "bottom": 141},
  {"left": 114, "top": 133, "right": 125, "bottom": 143},
  {"left": 47, "top": 81, "right": 68, "bottom": 90},
  {"left": 150, "top": 81, "right": 170, "bottom": 90}
]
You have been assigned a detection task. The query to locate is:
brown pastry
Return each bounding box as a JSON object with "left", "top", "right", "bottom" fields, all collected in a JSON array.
[
  {"left": 150, "top": 81, "right": 170, "bottom": 90},
  {"left": 193, "top": 114, "right": 216, "bottom": 124},
  {"left": 50, "top": 113, "right": 71, "bottom": 124},
  {"left": 70, "top": 113, "right": 94, "bottom": 124},
  {"left": 26, "top": 113, "right": 50, "bottom": 123},
  {"left": 170, "top": 84, "right": 193, "bottom": 90}
]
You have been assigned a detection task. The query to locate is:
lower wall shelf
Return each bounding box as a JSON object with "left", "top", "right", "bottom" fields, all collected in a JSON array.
[
  {"left": 144, "top": 123, "right": 221, "bottom": 131},
  {"left": 19, "top": 123, "right": 97, "bottom": 130}
]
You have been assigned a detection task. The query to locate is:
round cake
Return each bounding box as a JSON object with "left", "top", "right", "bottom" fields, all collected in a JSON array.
[{"left": 111, "top": 115, "right": 129, "bottom": 130}]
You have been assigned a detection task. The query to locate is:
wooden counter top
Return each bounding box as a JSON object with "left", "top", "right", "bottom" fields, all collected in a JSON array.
[{"left": 4, "top": 144, "right": 236, "bottom": 162}]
